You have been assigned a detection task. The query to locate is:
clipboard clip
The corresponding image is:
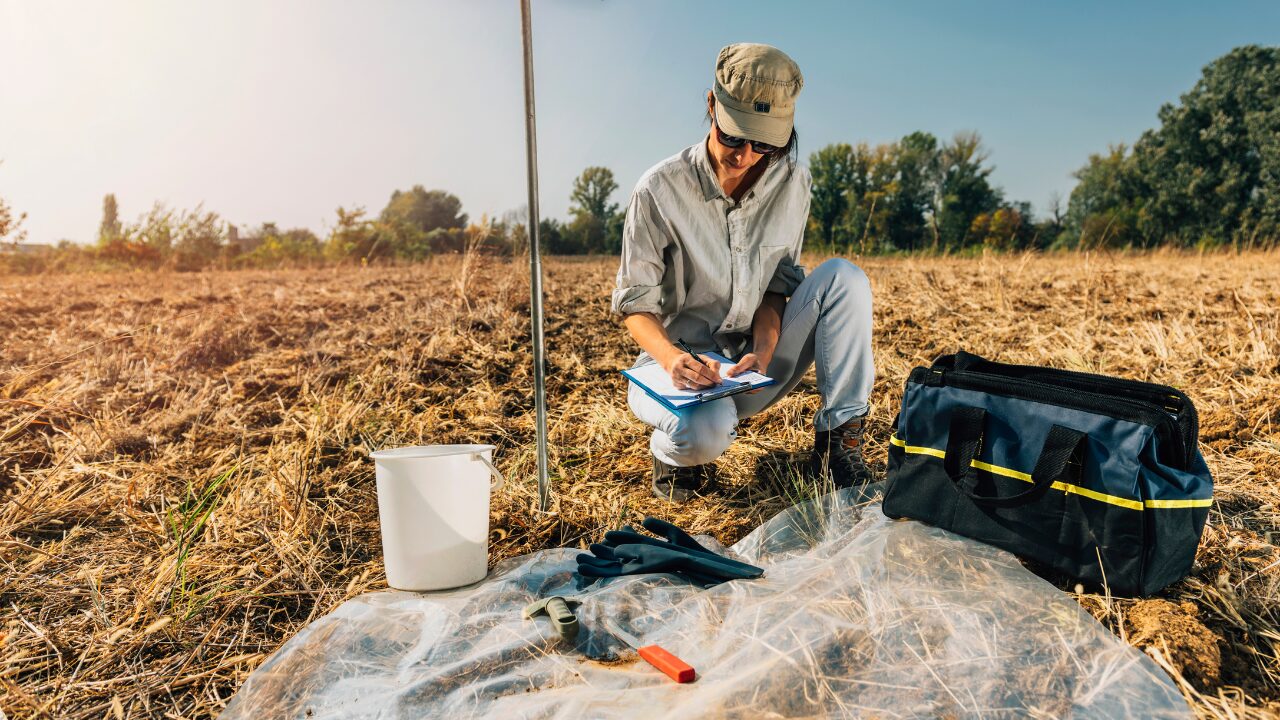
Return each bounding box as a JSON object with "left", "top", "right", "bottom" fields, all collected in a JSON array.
[{"left": 693, "top": 380, "right": 751, "bottom": 401}]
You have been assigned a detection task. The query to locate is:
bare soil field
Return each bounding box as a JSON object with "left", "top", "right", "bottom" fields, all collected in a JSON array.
[{"left": 1, "top": 251, "right": 1278, "bottom": 718}]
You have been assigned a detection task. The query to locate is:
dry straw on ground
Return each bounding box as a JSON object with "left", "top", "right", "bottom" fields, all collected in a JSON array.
[{"left": 0, "top": 250, "right": 1277, "bottom": 718}]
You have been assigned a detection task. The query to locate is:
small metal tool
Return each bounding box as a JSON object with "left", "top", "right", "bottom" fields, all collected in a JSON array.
[{"left": 522, "top": 596, "right": 582, "bottom": 643}]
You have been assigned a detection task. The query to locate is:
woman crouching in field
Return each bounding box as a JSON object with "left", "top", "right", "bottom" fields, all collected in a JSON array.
[{"left": 612, "top": 43, "right": 876, "bottom": 502}]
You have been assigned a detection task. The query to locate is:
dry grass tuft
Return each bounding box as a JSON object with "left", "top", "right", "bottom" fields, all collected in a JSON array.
[{"left": 1, "top": 249, "right": 1278, "bottom": 718}]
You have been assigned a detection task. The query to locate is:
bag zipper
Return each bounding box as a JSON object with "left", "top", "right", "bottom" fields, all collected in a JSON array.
[
  {"left": 936, "top": 353, "right": 1199, "bottom": 468},
  {"left": 911, "top": 367, "right": 1191, "bottom": 470}
]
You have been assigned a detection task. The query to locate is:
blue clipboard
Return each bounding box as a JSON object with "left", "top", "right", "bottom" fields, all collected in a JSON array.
[{"left": 621, "top": 351, "right": 776, "bottom": 413}]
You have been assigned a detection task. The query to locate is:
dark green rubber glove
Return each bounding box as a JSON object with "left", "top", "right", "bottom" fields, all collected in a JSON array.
[
  {"left": 575, "top": 517, "right": 764, "bottom": 587},
  {"left": 596, "top": 531, "right": 764, "bottom": 578},
  {"left": 576, "top": 543, "right": 762, "bottom": 586}
]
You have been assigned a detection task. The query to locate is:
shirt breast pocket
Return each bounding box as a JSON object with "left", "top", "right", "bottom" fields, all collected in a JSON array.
[{"left": 758, "top": 244, "right": 790, "bottom": 290}]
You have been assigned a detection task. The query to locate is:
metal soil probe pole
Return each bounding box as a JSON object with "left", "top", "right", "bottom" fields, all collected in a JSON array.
[{"left": 520, "top": 0, "right": 551, "bottom": 511}]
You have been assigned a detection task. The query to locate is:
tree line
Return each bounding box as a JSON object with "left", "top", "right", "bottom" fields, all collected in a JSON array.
[
  {"left": 88, "top": 187, "right": 480, "bottom": 270},
  {"left": 806, "top": 130, "right": 1039, "bottom": 253},
  {"left": 0, "top": 164, "right": 629, "bottom": 272},
  {"left": 1064, "top": 45, "right": 1278, "bottom": 250},
  {"left": 2, "top": 45, "right": 1275, "bottom": 272},
  {"left": 806, "top": 45, "right": 1278, "bottom": 253}
]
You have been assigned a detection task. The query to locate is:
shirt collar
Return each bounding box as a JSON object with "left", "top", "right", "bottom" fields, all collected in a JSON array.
[
  {"left": 693, "top": 138, "right": 723, "bottom": 202},
  {"left": 692, "top": 136, "right": 778, "bottom": 204}
]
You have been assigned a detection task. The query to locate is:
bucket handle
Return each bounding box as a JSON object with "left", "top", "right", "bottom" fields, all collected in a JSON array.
[{"left": 473, "top": 453, "right": 506, "bottom": 492}]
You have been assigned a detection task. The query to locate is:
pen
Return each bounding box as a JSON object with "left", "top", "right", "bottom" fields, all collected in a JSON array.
[
  {"left": 676, "top": 337, "right": 721, "bottom": 390},
  {"left": 675, "top": 338, "right": 709, "bottom": 368}
]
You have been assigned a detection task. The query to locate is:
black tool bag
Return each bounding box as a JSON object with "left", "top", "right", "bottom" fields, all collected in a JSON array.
[{"left": 884, "top": 351, "right": 1213, "bottom": 596}]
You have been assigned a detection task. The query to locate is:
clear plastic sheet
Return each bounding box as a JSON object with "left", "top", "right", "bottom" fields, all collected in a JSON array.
[{"left": 222, "top": 490, "right": 1191, "bottom": 719}]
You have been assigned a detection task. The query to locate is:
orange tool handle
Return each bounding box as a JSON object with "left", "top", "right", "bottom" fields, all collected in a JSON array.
[{"left": 638, "top": 644, "right": 696, "bottom": 683}]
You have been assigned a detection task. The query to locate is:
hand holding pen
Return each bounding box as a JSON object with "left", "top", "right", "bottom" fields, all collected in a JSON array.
[{"left": 666, "top": 338, "right": 722, "bottom": 391}]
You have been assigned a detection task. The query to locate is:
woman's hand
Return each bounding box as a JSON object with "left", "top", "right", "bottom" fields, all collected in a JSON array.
[
  {"left": 728, "top": 352, "right": 769, "bottom": 377},
  {"left": 664, "top": 351, "right": 722, "bottom": 391},
  {"left": 729, "top": 350, "right": 772, "bottom": 394}
]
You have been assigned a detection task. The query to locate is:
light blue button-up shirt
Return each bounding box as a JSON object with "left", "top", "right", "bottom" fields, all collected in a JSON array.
[{"left": 611, "top": 138, "right": 811, "bottom": 367}]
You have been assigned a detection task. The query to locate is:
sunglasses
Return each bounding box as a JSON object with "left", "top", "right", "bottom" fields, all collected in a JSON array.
[{"left": 713, "top": 111, "right": 780, "bottom": 154}]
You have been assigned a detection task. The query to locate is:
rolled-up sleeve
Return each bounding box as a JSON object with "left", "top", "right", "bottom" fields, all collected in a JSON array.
[
  {"left": 610, "top": 187, "right": 668, "bottom": 316},
  {"left": 764, "top": 187, "right": 809, "bottom": 297},
  {"left": 766, "top": 259, "right": 804, "bottom": 297}
]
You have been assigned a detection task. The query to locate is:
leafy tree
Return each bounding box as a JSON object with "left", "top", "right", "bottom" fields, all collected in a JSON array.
[
  {"left": 99, "top": 194, "right": 122, "bottom": 245},
  {"left": 806, "top": 142, "right": 898, "bottom": 252},
  {"left": 847, "top": 143, "right": 900, "bottom": 252},
  {"left": 886, "top": 132, "right": 940, "bottom": 252},
  {"left": 807, "top": 132, "right": 1018, "bottom": 254},
  {"left": 381, "top": 219, "right": 430, "bottom": 259},
  {"left": 564, "top": 166, "right": 621, "bottom": 253},
  {"left": 605, "top": 212, "right": 625, "bottom": 254},
  {"left": 570, "top": 166, "right": 619, "bottom": 222},
  {"left": 1063, "top": 145, "right": 1144, "bottom": 249},
  {"left": 808, "top": 143, "right": 857, "bottom": 247},
  {"left": 1064, "top": 45, "right": 1280, "bottom": 249},
  {"left": 934, "top": 131, "right": 1002, "bottom": 249},
  {"left": 970, "top": 204, "right": 1035, "bottom": 251},
  {"left": 564, "top": 213, "right": 607, "bottom": 254},
  {"left": 379, "top": 186, "right": 467, "bottom": 235},
  {"left": 325, "top": 206, "right": 382, "bottom": 261},
  {"left": 1133, "top": 45, "right": 1280, "bottom": 246},
  {"left": 540, "top": 218, "right": 577, "bottom": 254}
]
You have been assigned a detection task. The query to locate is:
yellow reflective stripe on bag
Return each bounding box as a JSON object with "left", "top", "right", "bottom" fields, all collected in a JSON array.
[{"left": 888, "top": 435, "right": 1213, "bottom": 511}]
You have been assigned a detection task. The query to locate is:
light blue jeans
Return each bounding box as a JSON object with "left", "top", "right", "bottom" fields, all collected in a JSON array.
[{"left": 628, "top": 258, "right": 875, "bottom": 467}]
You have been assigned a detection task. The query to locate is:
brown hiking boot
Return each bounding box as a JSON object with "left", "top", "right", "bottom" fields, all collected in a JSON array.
[
  {"left": 811, "top": 415, "right": 874, "bottom": 488},
  {"left": 652, "top": 455, "right": 711, "bottom": 502}
]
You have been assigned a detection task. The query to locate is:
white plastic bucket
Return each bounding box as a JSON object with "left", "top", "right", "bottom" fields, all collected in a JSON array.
[{"left": 370, "top": 444, "right": 506, "bottom": 591}]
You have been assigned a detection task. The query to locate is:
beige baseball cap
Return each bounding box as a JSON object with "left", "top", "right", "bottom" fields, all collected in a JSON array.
[{"left": 712, "top": 43, "right": 804, "bottom": 148}]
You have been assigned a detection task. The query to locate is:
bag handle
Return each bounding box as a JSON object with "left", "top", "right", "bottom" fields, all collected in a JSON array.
[
  {"left": 472, "top": 453, "right": 506, "bottom": 492},
  {"left": 944, "top": 406, "right": 1086, "bottom": 508},
  {"left": 943, "top": 406, "right": 987, "bottom": 485}
]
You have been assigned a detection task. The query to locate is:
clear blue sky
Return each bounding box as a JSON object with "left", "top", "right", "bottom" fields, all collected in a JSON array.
[{"left": 1, "top": 1, "right": 1277, "bottom": 244}]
